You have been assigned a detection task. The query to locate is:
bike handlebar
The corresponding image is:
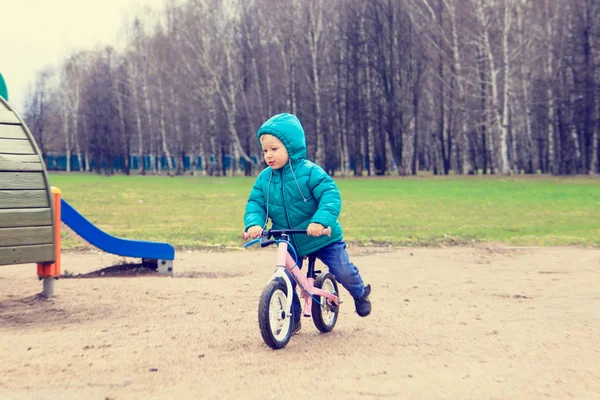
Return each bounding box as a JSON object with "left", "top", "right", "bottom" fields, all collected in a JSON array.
[{"left": 242, "top": 227, "right": 331, "bottom": 244}]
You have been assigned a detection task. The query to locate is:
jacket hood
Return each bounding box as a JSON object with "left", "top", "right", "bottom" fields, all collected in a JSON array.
[{"left": 257, "top": 113, "right": 307, "bottom": 161}]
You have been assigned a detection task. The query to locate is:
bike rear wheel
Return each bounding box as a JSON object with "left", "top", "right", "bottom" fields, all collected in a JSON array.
[
  {"left": 311, "top": 272, "right": 339, "bottom": 333},
  {"left": 258, "top": 278, "right": 292, "bottom": 349}
]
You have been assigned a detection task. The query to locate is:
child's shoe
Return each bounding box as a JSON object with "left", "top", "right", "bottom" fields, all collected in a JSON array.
[
  {"left": 292, "top": 317, "right": 302, "bottom": 335},
  {"left": 354, "top": 284, "right": 371, "bottom": 317},
  {"left": 291, "top": 292, "right": 302, "bottom": 335}
]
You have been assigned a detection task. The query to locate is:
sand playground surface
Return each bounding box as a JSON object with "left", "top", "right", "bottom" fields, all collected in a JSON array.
[{"left": 1, "top": 244, "right": 599, "bottom": 399}]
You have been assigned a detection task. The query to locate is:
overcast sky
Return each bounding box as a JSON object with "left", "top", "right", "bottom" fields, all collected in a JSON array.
[{"left": 1, "top": 0, "right": 166, "bottom": 114}]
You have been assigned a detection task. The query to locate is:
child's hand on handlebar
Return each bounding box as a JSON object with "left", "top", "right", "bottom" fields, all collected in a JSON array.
[
  {"left": 307, "top": 223, "right": 330, "bottom": 237},
  {"left": 244, "top": 226, "right": 263, "bottom": 240}
]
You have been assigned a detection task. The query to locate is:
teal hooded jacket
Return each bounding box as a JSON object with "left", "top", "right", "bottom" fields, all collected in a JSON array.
[{"left": 244, "top": 113, "right": 343, "bottom": 256}]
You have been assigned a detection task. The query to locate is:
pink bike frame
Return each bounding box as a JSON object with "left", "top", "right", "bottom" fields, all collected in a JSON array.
[{"left": 274, "top": 240, "right": 340, "bottom": 318}]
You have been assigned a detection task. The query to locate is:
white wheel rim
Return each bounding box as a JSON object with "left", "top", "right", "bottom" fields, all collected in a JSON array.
[
  {"left": 320, "top": 279, "right": 337, "bottom": 326},
  {"left": 269, "top": 289, "right": 290, "bottom": 341}
]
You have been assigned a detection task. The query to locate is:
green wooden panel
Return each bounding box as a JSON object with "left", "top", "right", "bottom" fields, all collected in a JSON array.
[
  {"left": 0, "top": 73, "right": 8, "bottom": 102},
  {"left": 0, "top": 154, "right": 43, "bottom": 172},
  {"left": 0, "top": 124, "right": 27, "bottom": 139},
  {"left": 0, "top": 226, "right": 53, "bottom": 246},
  {"left": 0, "top": 208, "right": 52, "bottom": 228},
  {"left": 0, "top": 172, "right": 46, "bottom": 189},
  {"left": 0, "top": 190, "right": 49, "bottom": 208},
  {"left": 0, "top": 138, "right": 35, "bottom": 155},
  {"left": 0, "top": 244, "right": 55, "bottom": 265},
  {"left": 0, "top": 111, "right": 19, "bottom": 125}
]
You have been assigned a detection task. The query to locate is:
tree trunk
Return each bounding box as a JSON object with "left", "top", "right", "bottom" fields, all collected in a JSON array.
[
  {"left": 291, "top": 44, "right": 298, "bottom": 115},
  {"left": 61, "top": 107, "right": 71, "bottom": 172},
  {"left": 516, "top": 0, "right": 534, "bottom": 173},
  {"left": 307, "top": 0, "right": 324, "bottom": 165},
  {"left": 412, "top": 80, "right": 420, "bottom": 175},
  {"left": 545, "top": 0, "right": 556, "bottom": 174},
  {"left": 438, "top": 56, "right": 446, "bottom": 175},
  {"left": 157, "top": 76, "right": 174, "bottom": 175},
  {"left": 131, "top": 75, "right": 144, "bottom": 175},
  {"left": 476, "top": 44, "right": 491, "bottom": 174},
  {"left": 336, "top": 41, "right": 350, "bottom": 176},
  {"left": 142, "top": 77, "right": 154, "bottom": 175},
  {"left": 242, "top": 12, "right": 266, "bottom": 124},
  {"left": 500, "top": 0, "right": 512, "bottom": 174},
  {"left": 116, "top": 89, "right": 129, "bottom": 174},
  {"left": 447, "top": 0, "right": 470, "bottom": 174},
  {"left": 173, "top": 93, "right": 184, "bottom": 176},
  {"left": 360, "top": 4, "right": 376, "bottom": 176},
  {"left": 210, "top": 137, "right": 219, "bottom": 177},
  {"left": 73, "top": 107, "right": 82, "bottom": 171},
  {"left": 218, "top": 49, "right": 255, "bottom": 175},
  {"left": 475, "top": 0, "right": 509, "bottom": 175},
  {"left": 582, "top": 0, "right": 595, "bottom": 174}
]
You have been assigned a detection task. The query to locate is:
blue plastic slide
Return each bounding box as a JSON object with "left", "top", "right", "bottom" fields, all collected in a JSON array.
[{"left": 61, "top": 199, "right": 175, "bottom": 260}]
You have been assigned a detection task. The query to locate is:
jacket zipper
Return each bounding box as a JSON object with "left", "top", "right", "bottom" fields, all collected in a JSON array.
[{"left": 279, "top": 168, "right": 299, "bottom": 253}]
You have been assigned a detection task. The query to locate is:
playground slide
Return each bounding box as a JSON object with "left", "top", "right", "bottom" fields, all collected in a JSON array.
[{"left": 61, "top": 199, "right": 175, "bottom": 261}]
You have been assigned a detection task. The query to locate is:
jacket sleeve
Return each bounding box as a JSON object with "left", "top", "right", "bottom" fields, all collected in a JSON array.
[
  {"left": 244, "top": 175, "right": 267, "bottom": 231},
  {"left": 307, "top": 166, "right": 341, "bottom": 228}
]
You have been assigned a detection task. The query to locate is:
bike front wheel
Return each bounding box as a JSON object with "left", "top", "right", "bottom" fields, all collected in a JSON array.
[
  {"left": 258, "top": 278, "right": 292, "bottom": 349},
  {"left": 311, "top": 272, "right": 339, "bottom": 333}
]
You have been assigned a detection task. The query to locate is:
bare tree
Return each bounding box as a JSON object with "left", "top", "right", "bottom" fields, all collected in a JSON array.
[
  {"left": 22, "top": 0, "right": 599, "bottom": 176},
  {"left": 544, "top": 0, "right": 557, "bottom": 174},
  {"left": 179, "top": 0, "right": 255, "bottom": 176},
  {"left": 514, "top": 0, "right": 535, "bottom": 173},
  {"left": 24, "top": 68, "right": 54, "bottom": 161},
  {"left": 475, "top": 0, "right": 510, "bottom": 175},
  {"left": 125, "top": 17, "right": 151, "bottom": 175},
  {"left": 304, "top": 0, "right": 326, "bottom": 165},
  {"left": 58, "top": 53, "right": 89, "bottom": 172},
  {"left": 332, "top": 13, "right": 351, "bottom": 176},
  {"left": 360, "top": 2, "right": 376, "bottom": 175}
]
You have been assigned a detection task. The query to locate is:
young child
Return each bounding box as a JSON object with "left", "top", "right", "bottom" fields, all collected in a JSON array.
[{"left": 243, "top": 113, "right": 371, "bottom": 334}]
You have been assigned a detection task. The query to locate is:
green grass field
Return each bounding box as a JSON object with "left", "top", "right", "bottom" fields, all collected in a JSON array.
[{"left": 47, "top": 173, "right": 600, "bottom": 250}]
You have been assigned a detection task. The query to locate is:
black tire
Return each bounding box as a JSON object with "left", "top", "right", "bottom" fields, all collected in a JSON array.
[
  {"left": 258, "top": 278, "right": 292, "bottom": 349},
  {"left": 311, "top": 272, "right": 339, "bottom": 333}
]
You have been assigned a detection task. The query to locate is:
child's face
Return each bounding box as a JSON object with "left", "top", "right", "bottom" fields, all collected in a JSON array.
[{"left": 261, "top": 134, "right": 289, "bottom": 170}]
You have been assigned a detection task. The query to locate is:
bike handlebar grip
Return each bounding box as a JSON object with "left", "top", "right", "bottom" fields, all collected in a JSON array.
[
  {"left": 323, "top": 227, "right": 331, "bottom": 236},
  {"left": 244, "top": 238, "right": 261, "bottom": 248},
  {"left": 260, "top": 239, "right": 276, "bottom": 248}
]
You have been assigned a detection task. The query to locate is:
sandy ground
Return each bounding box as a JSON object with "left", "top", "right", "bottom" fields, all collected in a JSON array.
[{"left": 0, "top": 244, "right": 599, "bottom": 400}]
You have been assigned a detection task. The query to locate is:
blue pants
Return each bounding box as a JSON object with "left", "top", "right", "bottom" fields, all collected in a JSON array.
[{"left": 287, "top": 241, "right": 365, "bottom": 320}]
